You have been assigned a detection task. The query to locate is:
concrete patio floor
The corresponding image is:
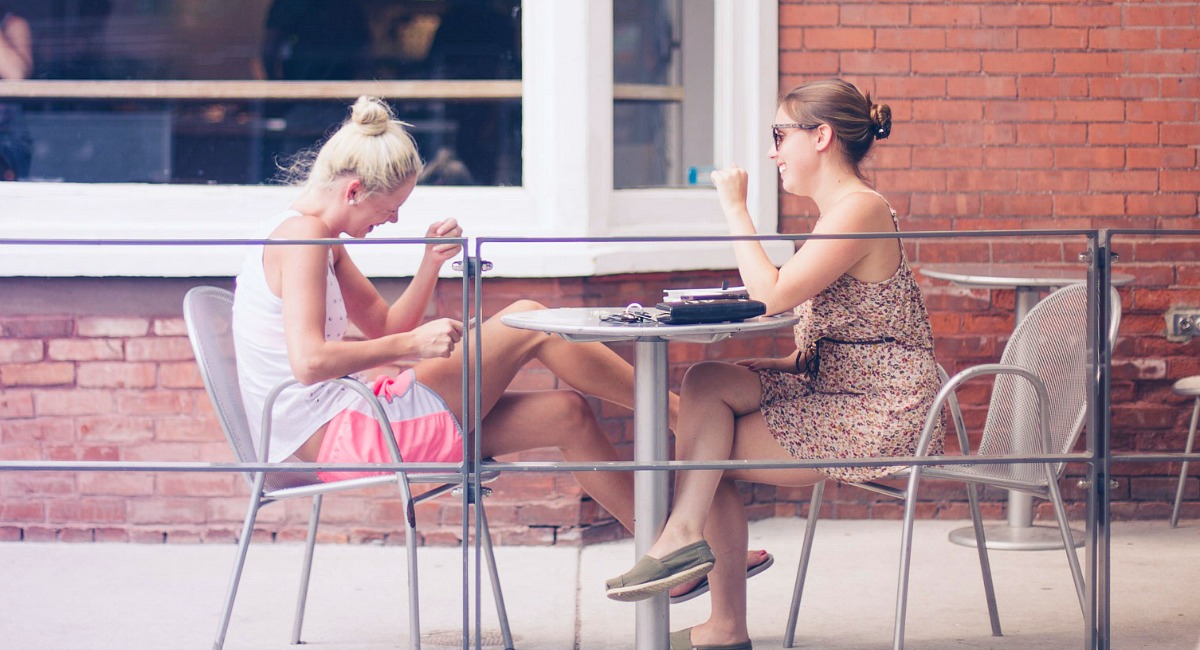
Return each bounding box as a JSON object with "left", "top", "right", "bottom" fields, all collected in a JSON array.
[{"left": 1, "top": 518, "right": 1197, "bottom": 649}]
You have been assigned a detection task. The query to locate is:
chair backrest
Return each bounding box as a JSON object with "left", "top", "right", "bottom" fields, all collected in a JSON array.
[
  {"left": 183, "top": 286, "right": 319, "bottom": 491},
  {"left": 976, "top": 283, "right": 1121, "bottom": 484}
]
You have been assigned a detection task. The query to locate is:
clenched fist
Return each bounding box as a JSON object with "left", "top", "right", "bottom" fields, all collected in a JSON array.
[
  {"left": 409, "top": 318, "right": 463, "bottom": 358},
  {"left": 710, "top": 165, "right": 750, "bottom": 216},
  {"left": 425, "top": 218, "right": 464, "bottom": 264}
]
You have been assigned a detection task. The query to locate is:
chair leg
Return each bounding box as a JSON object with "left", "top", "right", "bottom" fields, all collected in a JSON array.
[
  {"left": 965, "top": 483, "right": 1002, "bottom": 636},
  {"left": 291, "top": 494, "right": 323, "bottom": 645},
  {"left": 477, "top": 503, "right": 514, "bottom": 650},
  {"left": 1171, "top": 397, "right": 1200, "bottom": 528},
  {"left": 783, "top": 480, "right": 825, "bottom": 648},
  {"left": 892, "top": 469, "right": 924, "bottom": 650},
  {"left": 1045, "top": 474, "right": 1086, "bottom": 617},
  {"left": 404, "top": 495, "right": 422, "bottom": 650},
  {"left": 213, "top": 487, "right": 265, "bottom": 650}
]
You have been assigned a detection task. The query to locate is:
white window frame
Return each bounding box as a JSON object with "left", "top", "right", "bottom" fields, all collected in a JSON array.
[{"left": 0, "top": 0, "right": 787, "bottom": 278}]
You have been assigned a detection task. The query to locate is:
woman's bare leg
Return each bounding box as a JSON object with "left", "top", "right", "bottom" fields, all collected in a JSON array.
[
  {"left": 682, "top": 414, "right": 824, "bottom": 645},
  {"left": 648, "top": 362, "right": 826, "bottom": 556},
  {"left": 643, "top": 361, "right": 767, "bottom": 559},
  {"left": 476, "top": 389, "right": 635, "bottom": 530},
  {"left": 615, "top": 361, "right": 822, "bottom": 643},
  {"left": 413, "top": 300, "right": 678, "bottom": 430},
  {"left": 688, "top": 478, "right": 750, "bottom": 645}
]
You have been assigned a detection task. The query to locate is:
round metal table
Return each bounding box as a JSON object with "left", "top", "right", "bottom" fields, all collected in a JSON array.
[
  {"left": 920, "top": 264, "right": 1132, "bottom": 551},
  {"left": 501, "top": 307, "right": 798, "bottom": 649}
]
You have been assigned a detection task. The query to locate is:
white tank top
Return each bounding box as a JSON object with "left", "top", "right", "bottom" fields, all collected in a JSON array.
[{"left": 232, "top": 210, "right": 361, "bottom": 462}]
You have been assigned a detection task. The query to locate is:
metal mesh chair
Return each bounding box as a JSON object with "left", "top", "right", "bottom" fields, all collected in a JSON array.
[
  {"left": 1170, "top": 375, "right": 1200, "bottom": 527},
  {"left": 183, "top": 286, "right": 512, "bottom": 650},
  {"left": 784, "top": 283, "right": 1121, "bottom": 650}
]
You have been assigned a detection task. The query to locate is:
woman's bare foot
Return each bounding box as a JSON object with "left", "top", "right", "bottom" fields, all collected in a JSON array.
[{"left": 669, "top": 549, "right": 771, "bottom": 601}]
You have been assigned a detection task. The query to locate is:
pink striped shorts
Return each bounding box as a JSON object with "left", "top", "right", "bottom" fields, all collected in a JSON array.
[{"left": 316, "top": 370, "right": 464, "bottom": 482}]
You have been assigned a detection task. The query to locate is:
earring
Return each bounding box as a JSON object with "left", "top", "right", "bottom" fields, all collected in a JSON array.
[{"left": 348, "top": 199, "right": 356, "bottom": 206}]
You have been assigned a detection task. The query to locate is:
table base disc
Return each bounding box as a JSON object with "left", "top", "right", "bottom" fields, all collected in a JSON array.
[{"left": 947, "top": 523, "right": 1084, "bottom": 550}]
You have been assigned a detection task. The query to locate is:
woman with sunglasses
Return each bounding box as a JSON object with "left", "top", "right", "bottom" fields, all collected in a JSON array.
[
  {"left": 233, "top": 95, "right": 771, "bottom": 594},
  {"left": 605, "top": 79, "right": 944, "bottom": 649}
]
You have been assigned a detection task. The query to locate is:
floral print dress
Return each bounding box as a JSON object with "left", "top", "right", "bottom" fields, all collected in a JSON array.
[{"left": 757, "top": 210, "right": 944, "bottom": 483}]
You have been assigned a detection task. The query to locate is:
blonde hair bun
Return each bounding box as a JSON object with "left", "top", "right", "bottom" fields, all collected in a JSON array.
[
  {"left": 350, "top": 96, "right": 393, "bottom": 137},
  {"left": 278, "top": 95, "right": 423, "bottom": 192}
]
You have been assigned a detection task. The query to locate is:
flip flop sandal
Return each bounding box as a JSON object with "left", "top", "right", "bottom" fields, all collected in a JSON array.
[
  {"left": 670, "top": 552, "right": 774, "bottom": 604},
  {"left": 605, "top": 540, "right": 715, "bottom": 602},
  {"left": 669, "top": 627, "right": 753, "bottom": 650}
]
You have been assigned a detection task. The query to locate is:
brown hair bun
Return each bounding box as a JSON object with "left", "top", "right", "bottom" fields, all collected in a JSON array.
[{"left": 868, "top": 96, "right": 892, "bottom": 140}]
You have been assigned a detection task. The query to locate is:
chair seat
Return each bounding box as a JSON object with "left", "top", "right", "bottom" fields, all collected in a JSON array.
[
  {"left": 1172, "top": 375, "right": 1200, "bottom": 396},
  {"left": 919, "top": 465, "right": 1049, "bottom": 494}
]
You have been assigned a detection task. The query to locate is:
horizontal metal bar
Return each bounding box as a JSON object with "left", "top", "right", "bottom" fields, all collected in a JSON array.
[
  {"left": 478, "top": 454, "right": 1093, "bottom": 472},
  {"left": 0, "top": 230, "right": 1097, "bottom": 248},
  {"left": 477, "top": 229, "right": 1098, "bottom": 245},
  {"left": 1109, "top": 453, "right": 1200, "bottom": 463},
  {"left": 0, "top": 461, "right": 471, "bottom": 473},
  {"left": 0, "top": 237, "right": 466, "bottom": 247},
  {"left": 0, "top": 452, "right": 1094, "bottom": 474},
  {"left": 1106, "top": 229, "right": 1200, "bottom": 237}
]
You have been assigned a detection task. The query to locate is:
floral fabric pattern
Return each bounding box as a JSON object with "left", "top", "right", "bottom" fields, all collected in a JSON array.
[{"left": 757, "top": 211, "right": 944, "bottom": 483}]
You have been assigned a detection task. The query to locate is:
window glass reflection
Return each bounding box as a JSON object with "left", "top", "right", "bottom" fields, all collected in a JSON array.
[
  {"left": 1, "top": 0, "right": 521, "bottom": 186},
  {"left": 612, "top": 0, "right": 713, "bottom": 190}
]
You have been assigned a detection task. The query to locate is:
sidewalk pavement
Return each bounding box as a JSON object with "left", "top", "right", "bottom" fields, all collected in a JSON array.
[{"left": 2, "top": 518, "right": 1198, "bottom": 649}]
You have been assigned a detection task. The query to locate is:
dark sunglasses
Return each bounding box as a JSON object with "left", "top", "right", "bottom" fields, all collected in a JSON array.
[{"left": 772, "top": 122, "right": 820, "bottom": 149}]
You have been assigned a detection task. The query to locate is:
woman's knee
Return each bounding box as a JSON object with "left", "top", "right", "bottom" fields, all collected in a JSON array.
[
  {"left": 497, "top": 299, "right": 547, "bottom": 315},
  {"left": 543, "top": 390, "right": 608, "bottom": 447},
  {"left": 490, "top": 300, "right": 550, "bottom": 342},
  {"left": 681, "top": 361, "right": 735, "bottom": 397},
  {"left": 681, "top": 361, "right": 760, "bottom": 415},
  {"left": 551, "top": 389, "right": 597, "bottom": 427}
]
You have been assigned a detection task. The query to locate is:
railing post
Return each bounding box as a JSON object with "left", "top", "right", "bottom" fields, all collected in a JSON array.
[
  {"left": 1084, "top": 233, "right": 1113, "bottom": 650},
  {"left": 454, "top": 251, "right": 493, "bottom": 650}
]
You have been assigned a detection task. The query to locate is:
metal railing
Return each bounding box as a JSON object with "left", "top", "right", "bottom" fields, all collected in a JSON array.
[{"left": 1, "top": 229, "right": 1198, "bottom": 649}]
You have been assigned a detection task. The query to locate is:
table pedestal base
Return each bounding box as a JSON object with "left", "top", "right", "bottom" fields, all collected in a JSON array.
[{"left": 948, "top": 523, "right": 1084, "bottom": 551}]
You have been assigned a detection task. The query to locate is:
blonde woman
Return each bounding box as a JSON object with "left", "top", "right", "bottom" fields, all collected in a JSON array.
[{"left": 232, "top": 97, "right": 772, "bottom": 595}]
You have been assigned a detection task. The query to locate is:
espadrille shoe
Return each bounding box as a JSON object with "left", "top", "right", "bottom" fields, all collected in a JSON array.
[
  {"left": 605, "top": 540, "right": 715, "bottom": 602},
  {"left": 669, "top": 627, "right": 752, "bottom": 650}
]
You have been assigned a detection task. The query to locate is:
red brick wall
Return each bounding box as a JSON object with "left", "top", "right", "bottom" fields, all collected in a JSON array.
[
  {"left": 778, "top": 0, "right": 1198, "bottom": 232},
  {"left": 0, "top": 273, "right": 795, "bottom": 545},
  {"left": 776, "top": 0, "right": 1200, "bottom": 523}
]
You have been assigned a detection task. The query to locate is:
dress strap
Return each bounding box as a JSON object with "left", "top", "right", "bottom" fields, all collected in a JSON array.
[
  {"left": 847, "top": 190, "right": 907, "bottom": 267},
  {"left": 849, "top": 189, "right": 899, "bottom": 229}
]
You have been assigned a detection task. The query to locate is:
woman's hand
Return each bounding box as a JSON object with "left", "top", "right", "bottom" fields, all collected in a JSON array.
[
  {"left": 406, "top": 317, "right": 463, "bottom": 358},
  {"left": 710, "top": 165, "right": 750, "bottom": 218},
  {"left": 424, "top": 218, "right": 463, "bottom": 265},
  {"left": 735, "top": 353, "right": 800, "bottom": 373}
]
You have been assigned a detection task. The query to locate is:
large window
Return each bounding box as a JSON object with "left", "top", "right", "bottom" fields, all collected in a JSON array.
[
  {"left": 613, "top": 0, "right": 713, "bottom": 189},
  {"left": 2, "top": 0, "right": 521, "bottom": 186},
  {"left": 0, "top": 0, "right": 783, "bottom": 278}
]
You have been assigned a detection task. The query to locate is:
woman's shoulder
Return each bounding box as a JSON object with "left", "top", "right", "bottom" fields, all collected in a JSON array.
[
  {"left": 262, "top": 212, "right": 343, "bottom": 267},
  {"left": 269, "top": 211, "right": 333, "bottom": 240},
  {"left": 816, "top": 190, "right": 896, "bottom": 234}
]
